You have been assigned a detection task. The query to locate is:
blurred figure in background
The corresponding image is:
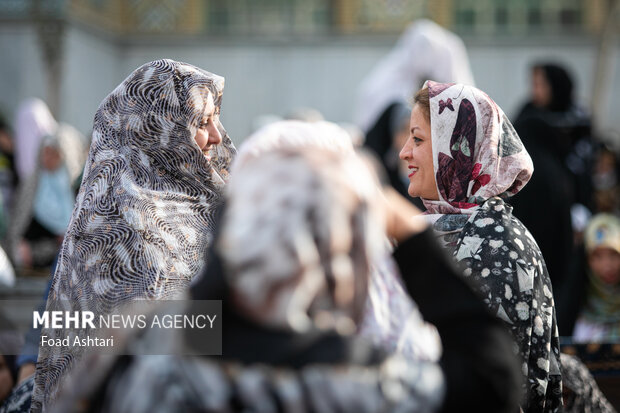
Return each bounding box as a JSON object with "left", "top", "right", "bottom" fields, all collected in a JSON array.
[
  {"left": 356, "top": 19, "right": 474, "bottom": 206},
  {"left": 0, "top": 115, "right": 17, "bottom": 238},
  {"left": 6, "top": 118, "right": 86, "bottom": 270},
  {"left": 511, "top": 63, "right": 593, "bottom": 334},
  {"left": 12, "top": 99, "right": 57, "bottom": 184},
  {"left": 572, "top": 214, "right": 620, "bottom": 343},
  {"left": 515, "top": 63, "right": 594, "bottom": 210},
  {"left": 560, "top": 353, "right": 616, "bottom": 413},
  {"left": 0, "top": 320, "right": 27, "bottom": 413},
  {"left": 592, "top": 144, "right": 620, "bottom": 214},
  {"left": 5, "top": 99, "right": 86, "bottom": 270}
]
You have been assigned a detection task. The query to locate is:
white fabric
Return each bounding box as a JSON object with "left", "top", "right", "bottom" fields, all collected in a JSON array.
[
  {"left": 0, "top": 246, "right": 15, "bottom": 287},
  {"left": 355, "top": 19, "right": 475, "bottom": 133},
  {"left": 233, "top": 120, "right": 442, "bottom": 361},
  {"left": 14, "top": 98, "right": 58, "bottom": 180}
]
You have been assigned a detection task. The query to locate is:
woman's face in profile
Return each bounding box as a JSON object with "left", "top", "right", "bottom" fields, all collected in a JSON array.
[
  {"left": 398, "top": 104, "right": 438, "bottom": 200},
  {"left": 193, "top": 94, "right": 222, "bottom": 160}
]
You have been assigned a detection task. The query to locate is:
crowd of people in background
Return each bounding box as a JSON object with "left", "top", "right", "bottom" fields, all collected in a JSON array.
[{"left": 0, "top": 17, "right": 618, "bottom": 413}]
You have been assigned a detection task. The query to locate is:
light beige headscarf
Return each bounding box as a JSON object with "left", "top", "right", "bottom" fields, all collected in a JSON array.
[{"left": 223, "top": 121, "right": 441, "bottom": 362}]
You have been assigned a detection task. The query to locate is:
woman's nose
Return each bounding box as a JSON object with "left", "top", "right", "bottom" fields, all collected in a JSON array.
[
  {"left": 399, "top": 141, "right": 410, "bottom": 160},
  {"left": 208, "top": 124, "right": 222, "bottom": 145}
]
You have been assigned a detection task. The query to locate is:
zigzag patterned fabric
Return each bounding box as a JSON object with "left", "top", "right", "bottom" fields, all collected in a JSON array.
[{"left": 31, "top": 59, "right": 236, "bottom": 412}]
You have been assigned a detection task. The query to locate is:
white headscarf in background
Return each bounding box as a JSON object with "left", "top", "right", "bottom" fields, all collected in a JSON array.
[
  {"left": 6, "top": 110, "right": 87, "bottom": 266},
  {"left": 355, "top": 19, "right": 474, "bottom": 133},
  {"left": 14, "top": 98, "right": 58, "bottom": 180}
]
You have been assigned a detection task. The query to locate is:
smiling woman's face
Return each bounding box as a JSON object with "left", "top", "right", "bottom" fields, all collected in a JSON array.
[
  {"left": 398, "top": 104, "right": 438, "bottom": 200},
  {"left": 193, "top": 94, "right": 222, "bottom": 160}
]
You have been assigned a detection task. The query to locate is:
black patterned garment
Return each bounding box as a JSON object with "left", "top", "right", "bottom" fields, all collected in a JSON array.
[
  {"left": 430, "top": 198, "right": 562, "bottom": 412},
  {"left": 31, "top": 59, "right": 236, "bottom": 412},
  {"left": 560, "top": 353, "right": 616, "bottom": 413}
]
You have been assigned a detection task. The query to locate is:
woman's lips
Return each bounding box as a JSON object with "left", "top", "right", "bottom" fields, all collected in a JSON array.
[{"left": 408, "top": 166, "right": 418, "bottom": 178}]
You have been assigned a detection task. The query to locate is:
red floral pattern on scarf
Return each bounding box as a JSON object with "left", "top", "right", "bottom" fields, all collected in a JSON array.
[{"left": 421, "top": 81, "right": 533, "bottom": 215}]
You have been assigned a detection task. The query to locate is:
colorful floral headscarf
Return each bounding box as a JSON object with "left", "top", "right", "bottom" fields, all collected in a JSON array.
[{"left": 422, "top": 81, "right": 533, "bottom": 215}]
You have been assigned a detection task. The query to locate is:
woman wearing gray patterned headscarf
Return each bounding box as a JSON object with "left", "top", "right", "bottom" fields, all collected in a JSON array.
[{"left": 31, "top": 59, "right": 236, "bottom": 412}]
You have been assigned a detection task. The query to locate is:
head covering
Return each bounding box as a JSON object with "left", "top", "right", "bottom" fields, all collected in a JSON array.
[
  {"left": 5, "top": 123, "right": 87, "bottom": 266},
  {"left": 535, "top": 63, "right": 574, "bottom": 112},
  {"left": 32, "top": 59, "right": 236, "bottom": 412},
  {"left": 32, "top": 126, "right": 87, "bottom": 236},
  {"left": 355, "top": 19, "right": 474, "bottom": 133},
  {"left": 584, "top": 213, "right": 620, "bottom": 254},
  {"left": 221, "top": 147, "right": 384, "bottom": 333},
  {"left": 422, "top": 81, "right": 534, "bottom": 215},
  {"left": 580, "top": 214, "right": 620, "bottom": 331},
  {"left": 14, "top": 98, "right": 58, "bottom": 180},
  {"left": 233, "top": 120, "right": 354, "bottom": 173}
]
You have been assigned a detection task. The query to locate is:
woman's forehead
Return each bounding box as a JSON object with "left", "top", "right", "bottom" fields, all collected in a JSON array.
[{"left": 186, "top": 86, "right": 216, "bottom": 116}]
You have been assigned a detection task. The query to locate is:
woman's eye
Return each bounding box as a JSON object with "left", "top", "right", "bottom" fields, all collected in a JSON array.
[{"left": 413, "top": 136, "right": 422, "bottom": 144}]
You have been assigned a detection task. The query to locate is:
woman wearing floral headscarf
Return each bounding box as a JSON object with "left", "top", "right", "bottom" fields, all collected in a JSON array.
[
  {"left": 399, "top": 81, "right": 562, "bottom": 412},
  {"left": 31, "top": 59, "right": 236, "bottom": 412}
]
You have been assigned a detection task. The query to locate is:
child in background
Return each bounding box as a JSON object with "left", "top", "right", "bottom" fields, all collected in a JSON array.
[{"left": 573, "top": 214, "right": 620, "bottom": 342}]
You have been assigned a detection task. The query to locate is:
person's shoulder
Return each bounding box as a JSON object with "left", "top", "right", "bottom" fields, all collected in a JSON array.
[{"left": 470, "top": 197, "right": 542, "bottom": 255}]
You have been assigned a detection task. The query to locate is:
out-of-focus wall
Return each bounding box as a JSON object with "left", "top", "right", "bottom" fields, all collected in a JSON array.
[
  {"left": 0, "top": 23, "right": 47, "bottom": 120},
  {"left": 0, "top": 22, "right": 618, "bottom": 144},
  {"left": 61, "top": 25, "right": 122, "bottom": 136}
]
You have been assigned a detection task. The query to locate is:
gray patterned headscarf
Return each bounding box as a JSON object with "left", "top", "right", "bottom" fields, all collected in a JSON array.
[{"left": 32, "top": 59, "right": 236, "bottom": 412}]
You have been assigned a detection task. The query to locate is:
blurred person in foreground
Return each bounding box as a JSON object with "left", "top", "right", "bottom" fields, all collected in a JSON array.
[
  {"left": 572, "top": 214, "right": 620, "bottom": 342},
  {"left": 31, "top": 59, "right": 236, "bottom": 413},
  {"left": 356, "top": 19, "right": 474, "bottom": 206},
  {"left": 233, "top": 120, "right": 442, "bottom": 362},
  {"left": 6, "top": 99, "right": 87, "bottom": 270},
  {"left": 50, "top": 121, "right": 519, "bottom": 413},
  {"left": 399, "top": 81, "right": 562, "bottom": 412}
]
